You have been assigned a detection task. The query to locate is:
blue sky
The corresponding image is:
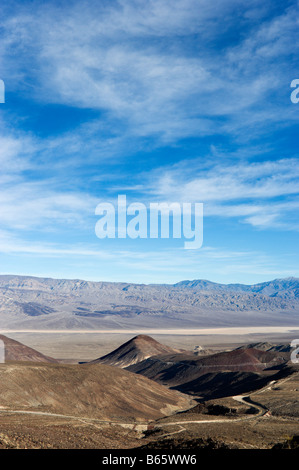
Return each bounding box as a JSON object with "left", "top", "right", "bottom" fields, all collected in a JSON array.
[{"left": 0, "top": 0, "right": 298, "bottom": 284}]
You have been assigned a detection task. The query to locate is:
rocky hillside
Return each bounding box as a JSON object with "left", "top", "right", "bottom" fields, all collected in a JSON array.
[{"left": 0, "top": 361, "right": 193, "bottom": 421}]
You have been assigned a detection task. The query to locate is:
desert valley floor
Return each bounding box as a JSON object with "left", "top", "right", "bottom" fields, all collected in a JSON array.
[{"left": 0, "top": 329, "right": 298, "bottom": 449}]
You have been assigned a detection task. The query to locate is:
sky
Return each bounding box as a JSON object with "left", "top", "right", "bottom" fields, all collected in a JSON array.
[{"left": 0, "top": 0, "right": 298, "bottom": 285}]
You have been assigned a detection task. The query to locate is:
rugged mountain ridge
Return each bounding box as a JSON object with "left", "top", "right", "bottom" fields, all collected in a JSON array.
[
  {"left": 1, "top": 275, "right": 298, "bottom": 297},
  {"left": 0, "top": 275, "right": 298, "bottom": 330},
  {"left": 175, "top": 277, "right": 299, "bottom": 299}
]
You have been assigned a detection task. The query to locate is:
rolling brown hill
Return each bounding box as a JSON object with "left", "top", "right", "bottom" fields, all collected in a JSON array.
[
  {"left": 0, "top": 362, "right": 193, "bottom": 421},
  {"left": 0, "top": 334, "right": 57, "bottom": 363},
  {"left": 89, "top": 334, "right": 188, "bottom": 367}
]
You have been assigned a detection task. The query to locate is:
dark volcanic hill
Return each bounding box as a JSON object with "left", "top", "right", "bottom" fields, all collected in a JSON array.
[
  {"left": 89, "top": 334, "right": 293, "bottom": 399},
  {"left": 0, "top": 275, "right": 298, "bottom": 330},
  {"left": 90, "top": 334, "right": 187, "bottom": 367},
  {"left": 111, "top": 337, "right": 296, "bottom": 399},
  {"left": 0, "top": 334, "right": 57, "bottom": 363},
  {"left": 171, "top": 366, "right": 296, "bottom": 399},
  {"left": 127, "top": 347, "right": 286, "bottom": 388},
  {"left": 236, "top": 342, "right": 292, "bottom": 361}
]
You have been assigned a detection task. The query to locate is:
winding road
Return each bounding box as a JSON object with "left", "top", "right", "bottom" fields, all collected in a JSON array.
[{"left": 0, "top": 372, "right": 297, "bottom": 436}]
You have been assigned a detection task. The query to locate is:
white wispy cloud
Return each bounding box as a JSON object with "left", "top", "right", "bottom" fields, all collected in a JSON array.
[
  {"left": 137, "top": 156, "right": 299, "bottom": 229},
  {"left": 1, "top": 0, "right": 298, "bottom": 142},
  {"left": 0, "top": 229, "right": 294, "bottom": 284},
  {"left": 152, "top": 158, "right": 299, "bottom": 201},
  {"left": 0, "top": 1, "right": 297, "bottom": 284},
  {"left": 0, "top": 229, "right": 113, "bottom": 258},
  {"left": 0, "top": 180, "right": 98, "bottom": 231}
]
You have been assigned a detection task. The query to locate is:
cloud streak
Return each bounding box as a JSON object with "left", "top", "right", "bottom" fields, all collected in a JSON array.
[
  {"left": 137, "top": 156, "right": 299, "bottom": 229},
  {"left": 1, "top": 0, "right": 298, "bottom": 143},
  {"left": 0, "top": 1, "right": 298, "bottom": 283}
]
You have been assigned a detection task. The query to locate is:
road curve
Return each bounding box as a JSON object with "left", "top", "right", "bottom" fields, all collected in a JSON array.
[{"left": 0, "top": 372, "right": 297, "bottom": 435}]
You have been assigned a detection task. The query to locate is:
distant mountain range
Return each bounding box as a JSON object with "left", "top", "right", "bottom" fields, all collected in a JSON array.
[
  {"left": 0, "top": 275, "right": 298, "bottom": 329},
  {"left": 175, "top": 277, "right": 299, "bottom": 299}
]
